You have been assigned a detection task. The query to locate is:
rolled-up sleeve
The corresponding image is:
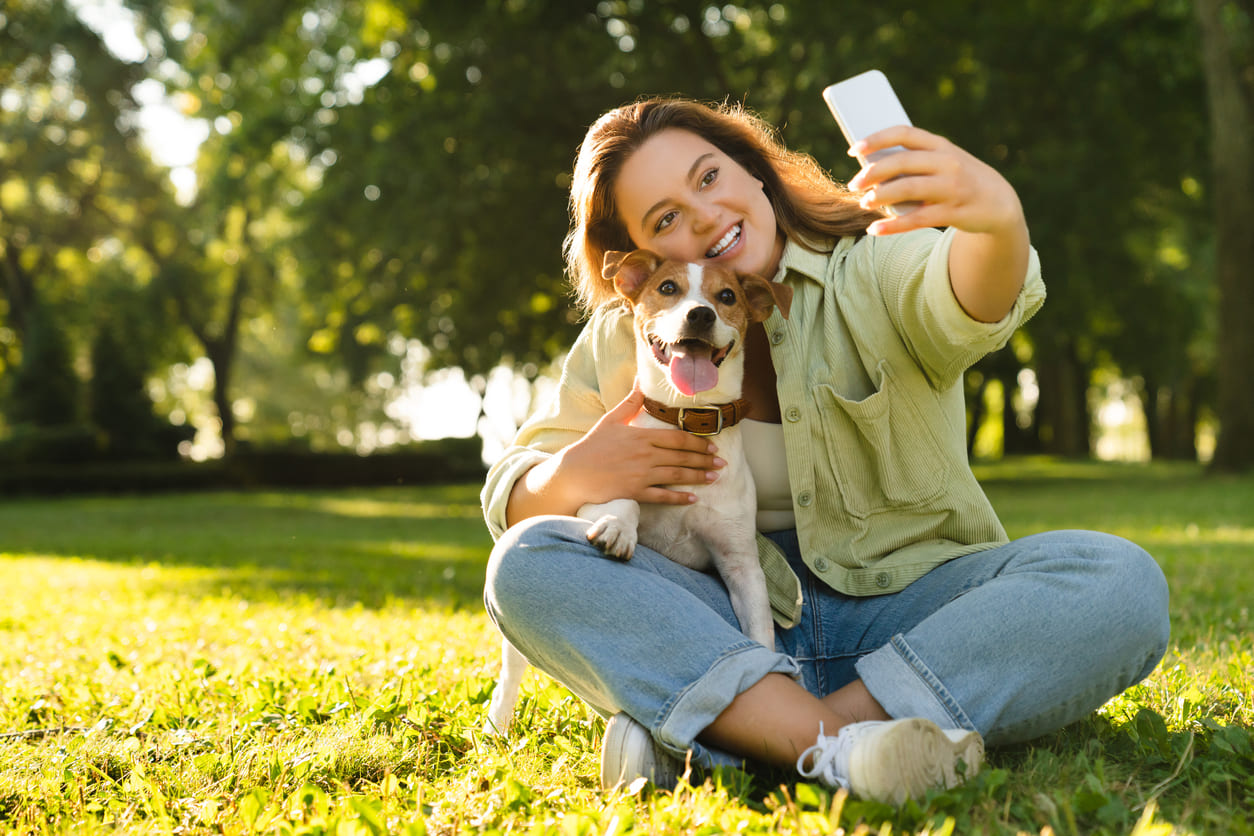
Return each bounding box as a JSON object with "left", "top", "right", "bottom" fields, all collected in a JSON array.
[
  {"left": 862, "top": 227, "right": 1045, "bottom": 391},
  {"left": 482, "top": 448, "right": 553, "bottom": 540}
]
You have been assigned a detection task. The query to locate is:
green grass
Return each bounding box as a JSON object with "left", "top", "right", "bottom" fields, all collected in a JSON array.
[{"left": 0, "top": 463, "right": 1250, "bottom": 834}]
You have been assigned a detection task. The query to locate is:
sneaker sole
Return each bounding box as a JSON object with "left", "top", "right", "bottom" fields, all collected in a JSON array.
[{"left": 849, "top": 718, "right": 984, "bottom": 804}]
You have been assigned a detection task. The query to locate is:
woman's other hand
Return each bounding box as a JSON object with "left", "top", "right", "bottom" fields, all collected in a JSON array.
[{"left": 506, "top": 382, "right": 725, "bottom": 526}]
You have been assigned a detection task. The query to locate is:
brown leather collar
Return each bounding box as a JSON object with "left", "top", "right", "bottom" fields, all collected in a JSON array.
[{"left": 641, "top": 396, "right": 751, "bottom": 436}]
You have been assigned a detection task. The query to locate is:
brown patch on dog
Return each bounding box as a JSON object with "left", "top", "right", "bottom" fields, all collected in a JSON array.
[
  {"left": 739, "top": 273, "right": 792, "bottom": 322},
  {"left": 603, "top": 250, "right": 792, "bottom": 325},
  {"left": 602, "top": 250, "right": 664, "bottom": 301}
]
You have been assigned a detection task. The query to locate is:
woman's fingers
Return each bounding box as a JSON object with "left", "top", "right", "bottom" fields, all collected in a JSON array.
[
  {"left": 637, "top": 485, "right": 701, "bottom": 506},
  {"left": 630, "top": 428, "right": 722, "bottom": 486},
  {"left": 849, "top": 124, "right": 946, "bottom": 165},
  {"left": 848, "top": 126, "right": 1023, "bottom": 237},
  {"left": 569, "top": 383, "right": 725, "bottom": 505}
]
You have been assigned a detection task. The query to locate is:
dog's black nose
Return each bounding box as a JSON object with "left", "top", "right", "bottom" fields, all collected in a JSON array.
[{"left": 687, "top": 306, "right": 715, "bottom": 327}]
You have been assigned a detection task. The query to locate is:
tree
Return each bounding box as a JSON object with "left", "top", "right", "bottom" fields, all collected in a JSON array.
[
  {"left": 1195, "top": 0, "right": 1254, "bottom": 471},
  {"left": 112, "top": 0, "right": 327, "bottom": 454},
  {"left": 0, "top": 0, "right": 185, "bottom": 439}
]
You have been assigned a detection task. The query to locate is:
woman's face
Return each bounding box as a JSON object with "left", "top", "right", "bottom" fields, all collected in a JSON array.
[{"left": 612, "top": 128, "right": 786, "bottom": 280}]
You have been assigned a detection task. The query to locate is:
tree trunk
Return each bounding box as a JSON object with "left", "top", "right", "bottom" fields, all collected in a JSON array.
[
  {"left": 1144, "top": 370, "right": 1204, "bottom": 461},
  {"left": 1171, "top": 379, "right": 1201, "bottom": 461},
  {"left": 965, "top": 371, "right": 989, "bottom": 457},
  {"left": 1143, "top": 376, "right": 1162, "bottom": 460},
  {"left": 1035, "top": 345, "right": 1090, "bottom": 457},
  {"left": 1195, "top": 0, "right": 1254, "bottom": 471},
  {"left": 1002, "top": 373, "right": 1039, "bottom": 455},
  {"left": 206, "top": 342, "right": 236, "bottom": 458}
]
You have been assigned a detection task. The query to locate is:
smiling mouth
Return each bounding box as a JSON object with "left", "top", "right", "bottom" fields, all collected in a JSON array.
[
  {"left": 706, "top": 223, "right": 742, "bottom": 258},
  {"left": 648, "top": 334, "right": 734, "bottom": 397},
  {"left": 649, "top": 335, "right": 733, "bottom": 368}
]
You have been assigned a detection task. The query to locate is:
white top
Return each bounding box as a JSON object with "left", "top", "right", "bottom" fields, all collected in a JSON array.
[{"left": 741, "top": 419, "right": 796, "bottom": 532}]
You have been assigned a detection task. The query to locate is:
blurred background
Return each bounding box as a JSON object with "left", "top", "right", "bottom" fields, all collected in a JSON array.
[{"left": 3, "top": 0, "right": 1252, "bottom": 491}]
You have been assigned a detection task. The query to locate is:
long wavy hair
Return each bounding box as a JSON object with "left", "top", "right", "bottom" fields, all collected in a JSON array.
[{"left": 563, "top": 97, "right": 884, "bottom": 313}]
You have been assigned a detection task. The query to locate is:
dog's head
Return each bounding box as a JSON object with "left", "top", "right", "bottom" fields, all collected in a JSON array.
[{"left": 603, "top": 249, "right": 792, "bottom": 401}]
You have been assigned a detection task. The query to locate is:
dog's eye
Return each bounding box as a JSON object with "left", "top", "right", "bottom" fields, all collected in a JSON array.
[
  {"left": 658, "top": 280, "right": 678, "bottom": 295},
  {"left": 717, "top": 289, "right": 736, "bottom": 305}
]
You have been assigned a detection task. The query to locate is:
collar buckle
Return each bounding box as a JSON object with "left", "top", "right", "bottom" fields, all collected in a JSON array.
[{"left": 677, "top": 407, "right": 723, "bottom": 436}]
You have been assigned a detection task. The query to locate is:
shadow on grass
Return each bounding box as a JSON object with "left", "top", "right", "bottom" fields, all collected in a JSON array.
[
  {"left": 6, "top": 460, "right": 1254, "bottom": 625},
  {"left": 990, "top": 710, "right": 1254, "bottom": 834},
  {"left": 0, "top": 484, "right": 495, "bottom": 611}
]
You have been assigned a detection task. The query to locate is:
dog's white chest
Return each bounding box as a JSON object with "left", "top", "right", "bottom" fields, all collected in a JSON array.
[{"left": 631, "top": 415, "right": 757, "bottom": 570}]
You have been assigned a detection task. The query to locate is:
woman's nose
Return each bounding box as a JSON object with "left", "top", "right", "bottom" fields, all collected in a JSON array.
[{"left": 690, "top": 201, "right": 718, "bottom": 233}]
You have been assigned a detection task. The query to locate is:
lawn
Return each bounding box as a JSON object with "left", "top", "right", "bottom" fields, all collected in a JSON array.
[{"left": 0, "top": 461, "right": 1250, "bottom": 834}]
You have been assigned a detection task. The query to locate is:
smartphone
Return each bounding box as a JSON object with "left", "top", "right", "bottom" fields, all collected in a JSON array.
[{"left": 821, "top": 69, "right": 919, "bottom": 215}]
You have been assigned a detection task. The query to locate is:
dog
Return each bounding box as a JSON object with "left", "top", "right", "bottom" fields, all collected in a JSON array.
[{"left": 485, "top": 249, "right": 792, "bottom": 735}]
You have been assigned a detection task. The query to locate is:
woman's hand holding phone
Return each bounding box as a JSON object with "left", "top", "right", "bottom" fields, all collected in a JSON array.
[
  {"left": 823, "top": 70, "right": 1029, "bottom": 322},
  {"left": 847, "top": 125, "right": 1026, "bottom": 241}
]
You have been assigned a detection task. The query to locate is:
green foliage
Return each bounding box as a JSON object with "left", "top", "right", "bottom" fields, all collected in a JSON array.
[
  {"left": 0, "top": 303, "right": 193, "bottom": 464},
  {"left": 0, "top": 1, "right": 199, "bottom": 455},
  {"left": 0, "top": 464, "right": 1251, "bottom": 833},
  {"left": 0, "top": 1, "right": 1231, "bottom": 459},
  {"left": 0, "top": 423, "right": 101, "bottom": 466},
  {"left": 0, "top": 1, "right": 176, "bottom": 330},
  {"left": 113, "top": 1, "right": 1214, "bottom": 395}
]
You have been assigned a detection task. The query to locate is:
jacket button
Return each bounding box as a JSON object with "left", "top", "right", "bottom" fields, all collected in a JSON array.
[
  {"left": 814, "top": 558, "right": 829, "bottom": 571},
  {"left": 770, "top": 330, "right": 785, "bottom": 345},
  {"left": 875, "top": 572, "right": 892, "bottom": 588},
  {"left": 785, "top": 406, "right": 802, "bottom": 422},
  {"left": 797, "top": 491, "right": 813, "bottom": 507}
]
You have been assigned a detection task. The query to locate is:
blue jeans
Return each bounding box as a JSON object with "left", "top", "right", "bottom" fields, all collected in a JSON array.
[{"left": 484, "top": 516, "right": 1169, "bottom": 767}]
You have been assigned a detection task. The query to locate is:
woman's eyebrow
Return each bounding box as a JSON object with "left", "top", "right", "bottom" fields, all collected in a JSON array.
[{"left": 639, "top": 152, "right": 716, "bottom": 231}]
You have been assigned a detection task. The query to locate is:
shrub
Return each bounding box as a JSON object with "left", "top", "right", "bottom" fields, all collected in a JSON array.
[{"left": 4, "top": 304, "right": 79, "bottom": 427}]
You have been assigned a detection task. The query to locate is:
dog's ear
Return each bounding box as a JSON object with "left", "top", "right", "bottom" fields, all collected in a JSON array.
[
  {"left": 739, "top": 273, "right": 793, "bottom": 322},
  {"left": 603, "top": 249, "right": 663, "bottom": 301}
]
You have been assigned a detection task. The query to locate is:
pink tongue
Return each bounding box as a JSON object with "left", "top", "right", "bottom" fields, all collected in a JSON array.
[{"left": 668, "top": 346, "right": 719, "bottom": 396}]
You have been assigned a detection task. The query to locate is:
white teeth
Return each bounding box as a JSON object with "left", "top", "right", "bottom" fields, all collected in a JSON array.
[
  {"left": 706, "top": 224, "right": 741, "bottom": 258},
  {"left": 650, "top": 335, "right": 671, "bottom": 363}
]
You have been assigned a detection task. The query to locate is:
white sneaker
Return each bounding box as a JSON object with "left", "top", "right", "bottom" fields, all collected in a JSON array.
[
  {"left": 796, "top": 718, "right": 983, "bottom": 804},
  {"left": 599, "top": 713, "right": 684, "bottom": 791}
]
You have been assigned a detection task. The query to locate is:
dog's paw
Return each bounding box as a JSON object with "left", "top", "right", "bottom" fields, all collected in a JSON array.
[
  {"left": 482, "top": 712, "right": 511, "bottom": 737},
  {"left": 587, "top": 515, "right": 636, "bottom": 560}
]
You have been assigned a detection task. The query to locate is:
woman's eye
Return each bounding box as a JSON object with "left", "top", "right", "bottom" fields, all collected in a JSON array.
[
  {"left": 654, "top": 210, "right": 678, "bottom": 233},
  {"left": 700, "top": 168, "right": 719, "bottom": 188},
  {"left": 658, "top": 281, "right": 678, "bottom": 295},
  {"left": 717, "top": 289, "right": 736, "bottom": 305}
]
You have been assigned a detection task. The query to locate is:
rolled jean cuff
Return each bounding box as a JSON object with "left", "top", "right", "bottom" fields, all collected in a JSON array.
[
  {"left": 856, "top": 634, "right": 977, "bottom": 732},
  {"left": 655, "top": 641, "right": 802, "bottom": 765}
]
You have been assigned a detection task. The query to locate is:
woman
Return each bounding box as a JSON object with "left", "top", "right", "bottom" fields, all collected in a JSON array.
[{"left": 481, "top": 97, "right": 1169, "bottom": 803}]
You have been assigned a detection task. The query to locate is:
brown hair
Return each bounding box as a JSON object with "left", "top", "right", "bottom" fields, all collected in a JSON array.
[{"left": 563, "top": 97, "right": 884, "bottom": 313}]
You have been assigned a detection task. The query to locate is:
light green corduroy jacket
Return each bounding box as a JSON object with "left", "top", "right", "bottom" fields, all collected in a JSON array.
[{"left": 482, "top": 227, "right": 1045, "bottom": 627}]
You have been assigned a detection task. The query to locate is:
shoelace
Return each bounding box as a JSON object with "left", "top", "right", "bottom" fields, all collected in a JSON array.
[{"left": 795, "top": 722, "right": 851, "bottom": 789}]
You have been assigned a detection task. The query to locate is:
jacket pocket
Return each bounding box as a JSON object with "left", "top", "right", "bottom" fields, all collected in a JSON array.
[{"left": 813, "top": 359, "right": 950, "bottom": 518}]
